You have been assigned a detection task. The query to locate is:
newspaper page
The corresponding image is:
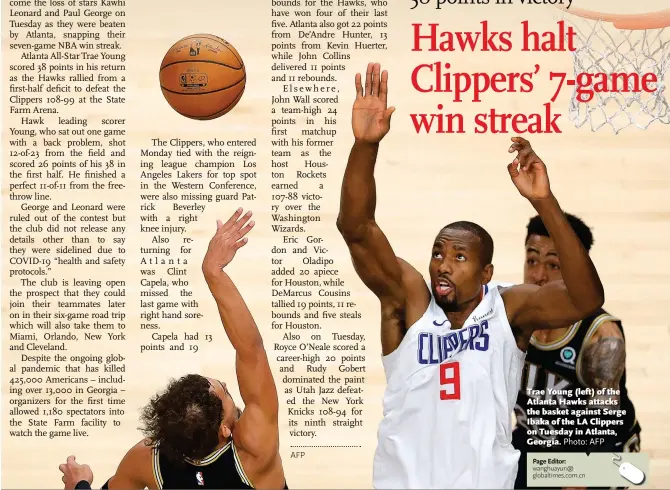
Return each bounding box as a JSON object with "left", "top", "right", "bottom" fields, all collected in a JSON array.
[{"left": 2, "top": 0, "right": 669, "bottom": 488}]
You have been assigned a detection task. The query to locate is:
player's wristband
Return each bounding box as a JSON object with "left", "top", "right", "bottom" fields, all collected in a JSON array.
[{"left": 74, "top": 481, "right": 92, "bottom": 490}]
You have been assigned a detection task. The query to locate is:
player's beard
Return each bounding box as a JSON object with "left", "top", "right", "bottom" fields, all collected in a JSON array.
[{"left": 433, "top": 287, "right": 459, "bottom": 312}]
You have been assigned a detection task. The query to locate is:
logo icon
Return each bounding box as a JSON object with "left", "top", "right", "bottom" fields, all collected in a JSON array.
[
  {"left": 179, "top": 73, "right": 208, "bottom": 88},
  {"left": 196, "top": 471, "right": 204, "bottom": 486},
  {"left": 560, "top": 346, "right": 576, "bottom": 365},
  {"left": 189, "top": 40, "right": 201, "bottom": 56}
]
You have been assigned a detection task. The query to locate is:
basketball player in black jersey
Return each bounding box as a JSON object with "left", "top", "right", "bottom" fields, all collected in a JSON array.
[
  {"left": 512, "top": 213, "right": 640, "bottom": 490},
  {"left": 59, "top": 209, "right": 288, "bottom": 490}
]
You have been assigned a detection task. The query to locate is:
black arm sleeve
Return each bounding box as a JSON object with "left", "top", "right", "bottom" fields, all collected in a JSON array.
[{"left": 73, "top": 477, "right": 110, "bottom": 489}]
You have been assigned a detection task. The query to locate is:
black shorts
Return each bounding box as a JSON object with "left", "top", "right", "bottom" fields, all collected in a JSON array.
[{"left": 514, "top": 432, "right": 641, "bottom": 490}]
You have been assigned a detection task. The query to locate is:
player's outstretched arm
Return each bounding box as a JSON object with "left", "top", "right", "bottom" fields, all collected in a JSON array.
[
  {"left": 336, "top": 63, "right": 426, "bottom": 355},
  {"left": 202, "top": 209, "right": 279, "bottom": 459},
  {"left": 502, "top": 137, "right": 605, "bottom": 338}
]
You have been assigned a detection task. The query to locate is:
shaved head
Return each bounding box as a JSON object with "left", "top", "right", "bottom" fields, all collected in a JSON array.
[{"left": 441, "top": 221, "right": 494, "bottom": 265}]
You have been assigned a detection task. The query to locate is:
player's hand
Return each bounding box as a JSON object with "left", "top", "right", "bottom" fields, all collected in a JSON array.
[
  {"left": 507, "top": 137, "right": 551, "bottom": 201},
  {"left": 202, "top": 208, "right": 254, "bottom": 278},
  {"left": 352, "top": 62, "right": 395, "bottom": 143},
  {"left": 59, "top": 455, "right": 93, "bottom": 490}
]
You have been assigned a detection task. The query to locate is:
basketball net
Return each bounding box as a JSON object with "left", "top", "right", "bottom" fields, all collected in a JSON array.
[{"left": 557, "top": 9, "right": 670, "bottom": 134}]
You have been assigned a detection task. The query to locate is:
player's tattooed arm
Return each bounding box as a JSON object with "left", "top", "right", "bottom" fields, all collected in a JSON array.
[{"left": 579, "top": 321, "right": 625, "bottom": 408}]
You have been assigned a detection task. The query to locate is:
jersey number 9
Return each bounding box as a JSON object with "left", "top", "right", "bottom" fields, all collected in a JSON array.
[{"left": 440, "top": 361, "right": 461, "bottom": 400}]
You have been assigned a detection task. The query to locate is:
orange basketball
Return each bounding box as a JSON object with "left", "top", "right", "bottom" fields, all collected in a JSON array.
[{"left": 159, "top": 34, "right": 246, "bottom": 120}]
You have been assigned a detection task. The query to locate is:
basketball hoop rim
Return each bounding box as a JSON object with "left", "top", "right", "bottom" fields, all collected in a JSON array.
[{"left": 556, "top": 6, "right": 670, "bottom": 30}]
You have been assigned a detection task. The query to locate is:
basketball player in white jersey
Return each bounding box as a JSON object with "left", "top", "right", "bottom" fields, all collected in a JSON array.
[{"left": 337, "top": 63, "right": 606, "bottom": 489}]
